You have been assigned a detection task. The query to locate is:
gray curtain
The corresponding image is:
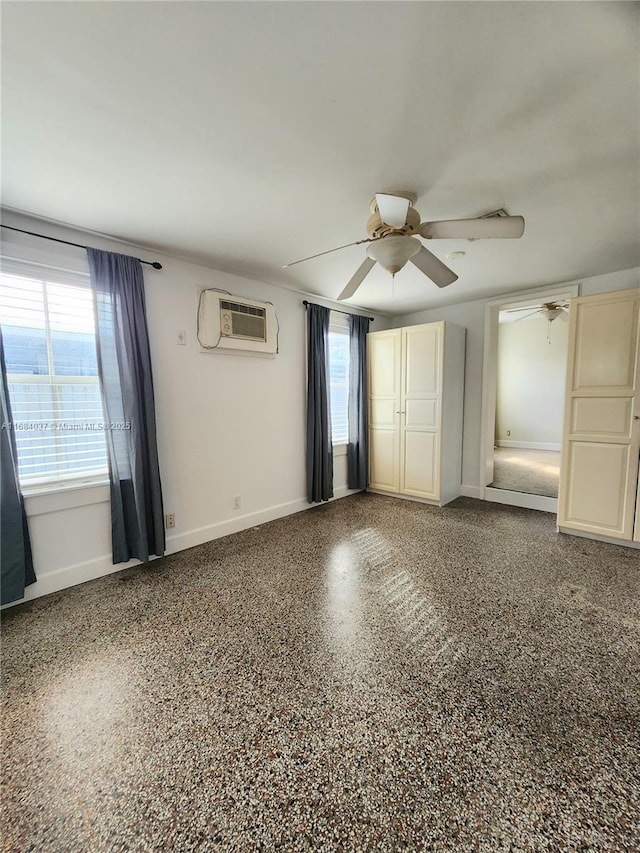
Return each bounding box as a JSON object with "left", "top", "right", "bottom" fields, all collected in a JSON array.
[
  {"left": 87, "top": 249, "right": 165, "bottom": 564},
  {"left": 306, "top": 303, "right": 333, "bottom": 502},
  {"left": 1, "top": 327, "right": 36, "bottom": 604},
  {"left": 347, "top": 314, "right": 371, "bottom": 490}
]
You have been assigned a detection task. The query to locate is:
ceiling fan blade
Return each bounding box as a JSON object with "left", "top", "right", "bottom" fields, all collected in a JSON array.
[
  {"left": 283, "top": 237, "right": 378, "bottom": 268},
  {"left": 504, "top": 304, "right": 542, "bottom": 313},
  {"left": 410, "top": 247, "right": 458, "bottom": 288},
  {"left": 376, "top": 193, "right": 410, "bottom": 229},
  {"left": 513, "top": 310, "right": 540, "bottom": 322},
  {"left": 419, "top": 215, "right": 525, "bottom": 240},
  {"left": 337, "top": 258, "right": 376, "bottom": 301}
]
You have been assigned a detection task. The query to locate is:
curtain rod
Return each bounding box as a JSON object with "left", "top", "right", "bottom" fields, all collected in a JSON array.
[
  {"left": 302, "top": 300, "right": 374, "bottom": 322},
  {"left": 0, "top": 225, "right": 163, "bottom": 269}
]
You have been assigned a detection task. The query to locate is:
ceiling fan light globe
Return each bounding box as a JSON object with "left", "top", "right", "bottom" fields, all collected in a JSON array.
[
  {"left": 542, "top": 307, "right": 562, "bottom": 322},
  {"left": 366, "top": 235, "right": 422, "bottom": 275}
]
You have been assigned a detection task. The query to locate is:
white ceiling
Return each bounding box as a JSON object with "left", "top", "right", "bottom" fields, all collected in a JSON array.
[{"left": 2, "top": 2, "right": 638, "bottom": 316}]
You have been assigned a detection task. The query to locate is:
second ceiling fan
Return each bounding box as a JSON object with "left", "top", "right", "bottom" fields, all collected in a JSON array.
[
  {"left": 503, "top": 301, "right": 570, "bottom": 322},
  {"left": 285, "top": 191, "right": 525, "bottom": 301}
]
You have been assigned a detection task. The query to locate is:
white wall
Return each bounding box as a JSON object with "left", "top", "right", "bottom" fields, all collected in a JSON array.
[
  {"left": 1, "top": 210, "right": 390, "bottom": 603},
  {"left": 395, "top": 268, "right": 640, "bottom": 493},
  {"left": 495, "top": 313, "right": 569, "bottom": 448}
]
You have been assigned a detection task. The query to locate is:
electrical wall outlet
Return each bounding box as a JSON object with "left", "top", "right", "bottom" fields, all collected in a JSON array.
[
  {"left": 165, "top": 513, "right": 176, "bottom": 529},
  {"left": 233, "top": 495, "right": 241, "bottom": 510}
]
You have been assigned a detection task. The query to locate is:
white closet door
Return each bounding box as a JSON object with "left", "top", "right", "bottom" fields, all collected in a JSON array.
[
  {"left": 558, "top": 289, "right": 640, "bottom": 539},
  {"left": 400, "top": 323, "right": 443, "bottom": 499},
  {"left": 368, "top": 329, "right": 401, "bottom": 492}
]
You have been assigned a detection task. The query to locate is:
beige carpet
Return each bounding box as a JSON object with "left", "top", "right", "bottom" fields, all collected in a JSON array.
[{"left": 490, "top": 447, "right": 561, "bottom": 497}]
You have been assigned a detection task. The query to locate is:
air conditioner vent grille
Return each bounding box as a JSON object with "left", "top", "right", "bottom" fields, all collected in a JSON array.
[
  {"left": 219, "top": 299, "right": 267, "bottom": 341},
  {"left": 220, "top": 300, "right": 266, "bottom": 318}
]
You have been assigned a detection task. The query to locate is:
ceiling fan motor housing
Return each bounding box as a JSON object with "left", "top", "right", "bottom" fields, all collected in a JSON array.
[{"left": 367, "top": 206, "right": 421, "bottom": 239}]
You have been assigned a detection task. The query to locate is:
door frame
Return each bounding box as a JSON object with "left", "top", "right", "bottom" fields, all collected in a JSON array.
[{"left": 478, "top": 282, "right": 580, "bottom": 511}]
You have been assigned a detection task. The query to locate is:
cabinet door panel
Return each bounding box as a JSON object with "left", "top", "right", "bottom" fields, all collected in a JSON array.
[
  {"left": 404, "top": 325, "right": 441, "bottom": 397},
  {"left": 401, "top": 323, "right": 443, "bottom": 500},
  {"left": 370, "top": 398, "right": 396, "bottom": 429},
  {"left": 405, "top": 398, "right": 438, "bottom": 429},
  {"left": 563, "top": 443, "right": 629, "bottom": 532},
  {"left": 369, "top": 428, "right": 399, "bottom": 492},
  {"left": 402, "top": 431, "right": 438, "bottom": 498},
  {"left": 369, "top": 331, "right": 401, "bottom": 397},
  {"left": 573, "top": 299, "right": 638, "bottom": 391},
  {"left": 558, "top": 289, "right": 640, "bottom": 541},
  {"left": 367, "top": 330, "right": 402, "bottom": 493},
  {"left": 570, "top": 397, "right": 632, "bottom": 438}
]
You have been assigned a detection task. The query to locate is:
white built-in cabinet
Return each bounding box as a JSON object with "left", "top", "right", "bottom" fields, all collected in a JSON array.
[
  {"left": 367, "top": 321, "right": 466, "bottom": 506},
  {"left": 558, "top": 287, "right": 640, "bottom": 544}
]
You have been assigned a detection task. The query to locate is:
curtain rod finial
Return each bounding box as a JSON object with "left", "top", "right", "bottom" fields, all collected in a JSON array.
[{"left": 151, "top": 262, "right": 163, "bottom": 270}]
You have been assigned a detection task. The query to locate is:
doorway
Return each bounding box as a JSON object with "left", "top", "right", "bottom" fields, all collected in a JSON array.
[{"left": 479, "top": 284, "right": 579, "bottom": 513}]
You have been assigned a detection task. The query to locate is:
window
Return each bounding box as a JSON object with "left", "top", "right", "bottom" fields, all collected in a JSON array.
[
  {"left": 328, "top": 320, "right": 350, "bottom": 445},
  {"left": 0, "top": 265, "right": 108, "bottom": 488}
]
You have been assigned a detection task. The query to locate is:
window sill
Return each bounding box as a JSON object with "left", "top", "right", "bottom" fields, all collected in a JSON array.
[
  {"left": 21, "top": 475, "right": 109, "bottom": 498},
  {"left": 333, "top": 443, "right": 348, "bottom": 457},
  {"left": 23, "top": 478, "right": 110, "bottom": 517}
]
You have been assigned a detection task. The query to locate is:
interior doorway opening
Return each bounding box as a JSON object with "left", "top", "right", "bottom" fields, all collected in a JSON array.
[{"left": 479, "top": 284, "right": 579, "bottom": 513}]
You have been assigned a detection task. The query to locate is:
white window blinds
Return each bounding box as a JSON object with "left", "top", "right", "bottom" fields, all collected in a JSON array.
[
  {"left": 328, "top": 324, "right": 350, "bottom": 445},
  {"left": 0, "top": 266, "right": 108, "bottom": 486}
]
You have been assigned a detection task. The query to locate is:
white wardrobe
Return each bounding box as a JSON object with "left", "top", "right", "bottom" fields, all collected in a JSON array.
[
  {"left": 558, "top": 287, "right": 640, "bottom": 544},
  {"left": 367, "top": 321, "right": 466, "bottom": 506}
]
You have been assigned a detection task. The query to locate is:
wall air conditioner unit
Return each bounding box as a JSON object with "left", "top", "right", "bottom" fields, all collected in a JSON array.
[{"left": 198, "top": 290, "right": 278, "bottom": 355}]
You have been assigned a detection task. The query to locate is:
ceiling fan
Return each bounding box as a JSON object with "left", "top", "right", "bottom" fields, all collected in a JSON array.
[
  {"left": 504, "top": 301, "right": 570, "bottom": 323},
  {"left": 283, "top": 191, "right": 525, "bottom": 301}
]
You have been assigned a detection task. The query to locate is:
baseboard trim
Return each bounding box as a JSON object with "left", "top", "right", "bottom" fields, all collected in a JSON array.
[
  {"left": 165, "top": 497, "right": 311, "bottom": 554},
  {"left": 3, "top": 486, "right": 360, "bottom": 608},
  {"left": 3, "top": 553, "right": 141, "bottom": 606},
  {"left": 484, "top": 487, "right": 558, "bottom": 514},
  {"left": 495, "top": 441, "right": 562, "bottom": 451},
  {"left": 167, "top": 485, "right": 359, "bottom": 553}
]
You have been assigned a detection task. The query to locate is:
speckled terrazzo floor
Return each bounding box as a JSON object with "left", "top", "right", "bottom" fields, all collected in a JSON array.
[
  {"left": 491, "top": 448, "right": 561, "bottom": 498},
  {"left": 2, "top": 495, "right": 639, "bottom": 852}
]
